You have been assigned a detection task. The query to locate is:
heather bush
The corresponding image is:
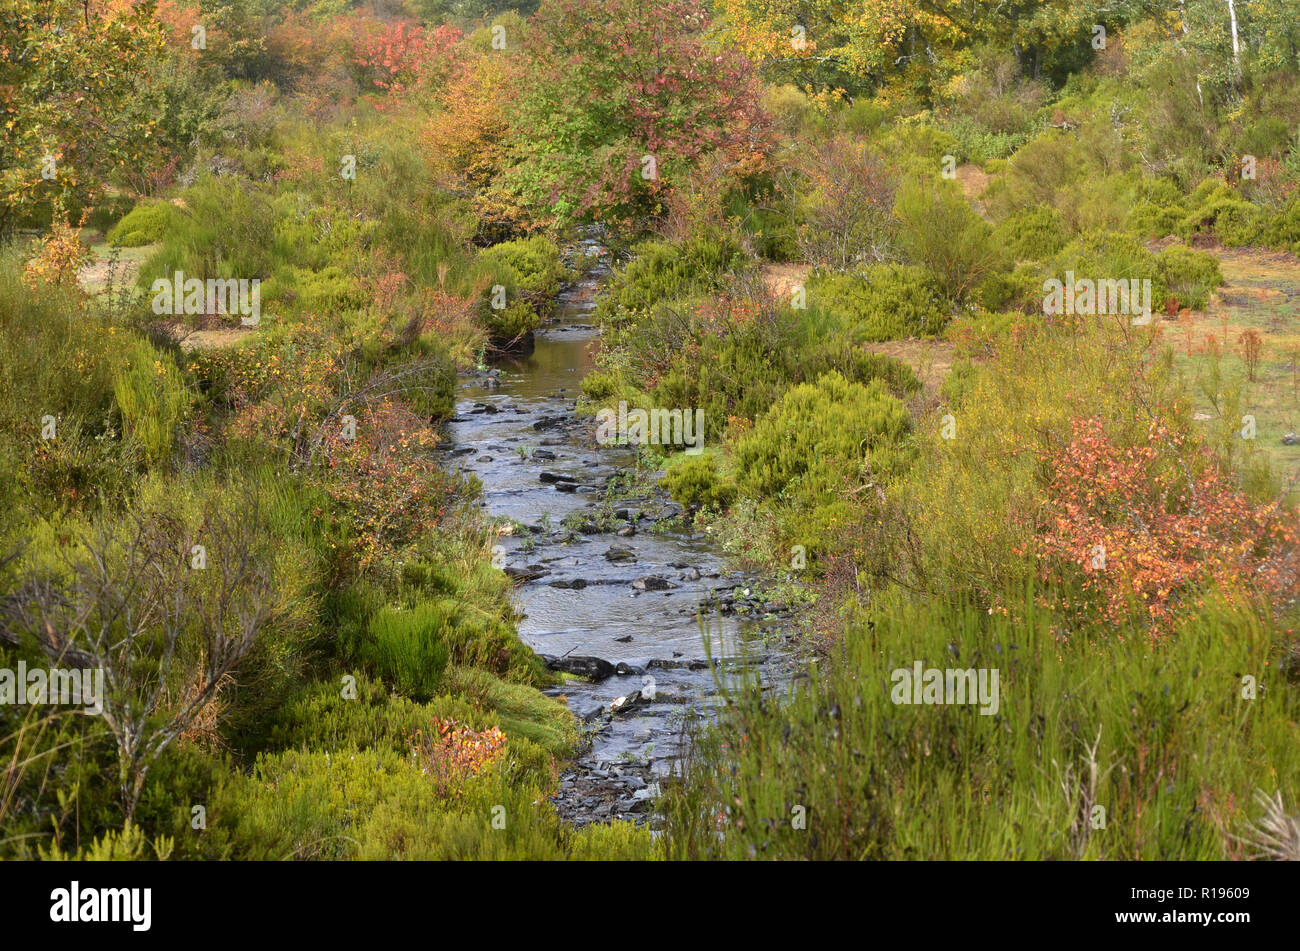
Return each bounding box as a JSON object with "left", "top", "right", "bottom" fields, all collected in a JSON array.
[
  {"left": 808, "top": 265, "right": 947, "bottom": 341},
  {"left": 106, "top": 201, "right": 176, "bottom": 246}
]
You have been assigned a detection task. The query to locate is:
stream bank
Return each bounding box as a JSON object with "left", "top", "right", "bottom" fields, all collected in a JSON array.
[{"left": 443, "top": 239, "right": 798, "bottom": 826}]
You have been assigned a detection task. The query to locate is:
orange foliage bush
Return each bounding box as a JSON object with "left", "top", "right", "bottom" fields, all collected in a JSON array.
[
  {"left": 1028, "top": 415, "right": 1298, "bottom": 635},
  {"left": 356, "top": 21, "right": 462, "bottom": 101},
  {"left": 24, "top": 210, "right": 90, "bottom": 289},
  {"left": 410, "top": 718, "right": 507, "bottom": 797}
]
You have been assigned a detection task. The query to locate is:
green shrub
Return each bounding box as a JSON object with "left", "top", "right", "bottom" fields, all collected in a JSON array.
[
  {"left": 479, "top": 296, "right": 541, "bottom": 343},
  {"left": 1120, "top": 177, "right": 1189, "bottom": 240},
  {"left": 641, "top": 302, "right": 920, "bottom": 439},
  {"left": 112, "top": 339, "right": 190, "bottom": 466},
  {"left": 596, "top": 232, "right": 749, "bottom": 325},
  {"left": 663, "top": 592, "right": 1300, "bottom": 859},
  {"left": 478, "top": 235, "right": 564, "bottom": 300},
  {"left": 885, "top": 124, "right": 960, "bottom": 171},
  {"left": 763, "top": 84, "right": 815, "bottom": 135},
  {"left": 941, "top": 114, "right": 1033, "bottom": 164},
  {"left": 107, "top": 201, "right": 176, "bottom": 246},
  {"left": 258, "top": 668, "right": 574, "bottom": 770},
  {"left": 441, "top": 665, "right": 578, "bottom": 758},
  {"left": 840, "top": 98, "right": 888, "bottom": 135},
  {"left": 990, "top": 206, "right": 1068, "bottom": 262},
  {"left": 1155, "top": 244, "right": 1223, "bottom": 310},
  {"left": 392, "top": 557, "right": 550, "bottom": 686},
  {"left": 982, "top": 131, "right": 1093, "bottom": 227},
  {"left": 475, "top": 236, "right": 566, "bottom": 342},
  {"left": 1238, "top": 115, "right": 1293, "bottom": 159},
  {"left": 809, "top": 265, "right": 948, "bottom": 341},
  {"left": 1127, "top": 197, "right": 1187, "bottom": 239},
  {"left": 802, "top": 334, "right": 923, "bottom": 398},
  {"left": 977, "top": 263, "right": 1045, "bottom": 313},
  {"left": 662, "top": 454, "right": 737, "bottom": 510},
  {"left": 894, "top": 178, "right": 1002, "bottom": 302},
  {"left": 731, "top": 372, "right": 911, "bottom": 556},
  {"left": 735, "top": 372, "right": 909, "bottom": 501},
  {"left": 137, "top": 174, "right": 280, "bottom": 289},
  {"left": 1183, "top": 197, "right": 1264, "bottom": 247},
  {"left": 1177, "top": 179, "right": 1265, "bottom": 247},
  {"left": 273, "top": 265, "right": 368, "bottom": 313},
  {"left": 359, "top": 603, "right": 452, "bottom": 701},
  {"left": 1050, "top": 230, "right": 1171, "bottom": 314},
  {"left": 273, "top": 204, "right": 377, "bottom": 272},
  {"left": 0, "top": 255, "right": 142, "bottom": 517},
  {"left": 580, "top": 369, "right": 617, "bottom": 401},
  {"left": 1259, "top": 197, "right": 1300, "bottom": 251},
  {"left": 195, "top": 747, "right": 566, "bottom": 859}
]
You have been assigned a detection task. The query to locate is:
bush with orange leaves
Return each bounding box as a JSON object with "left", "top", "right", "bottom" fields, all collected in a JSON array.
[
  {"left": 24, "top": 211, "right": 90, "bottom": 290},
  {"left": 316, "top": 399, "right": 454, "bottom": 572},
  {"left": 1029, "top": 415, "right": 1298, "bottom": 635},
  {"left": 410, "top": 718, "right": 507, "bottom": 798},
  {"left": 355, "top": 22, "right": 462, "bottom": 101}
]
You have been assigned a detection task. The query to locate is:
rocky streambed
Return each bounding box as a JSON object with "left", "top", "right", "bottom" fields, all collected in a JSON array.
[{"left": 441, "top": 241, "right": 798, "bottom": 826}]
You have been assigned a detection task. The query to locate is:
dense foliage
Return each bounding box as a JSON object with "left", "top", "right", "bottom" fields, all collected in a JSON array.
[{"left": 3, "top": 0, "right": 1299, "bottom": 862}]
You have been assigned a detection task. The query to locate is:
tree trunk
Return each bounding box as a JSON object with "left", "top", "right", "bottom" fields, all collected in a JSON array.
[{"left": 1226, "top": 0, "right": 1241, "bottom": 68}]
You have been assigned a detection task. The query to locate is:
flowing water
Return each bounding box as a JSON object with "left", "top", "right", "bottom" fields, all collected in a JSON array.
[{"left": 442, "top": 239, "right": 794, "bottom": 825}]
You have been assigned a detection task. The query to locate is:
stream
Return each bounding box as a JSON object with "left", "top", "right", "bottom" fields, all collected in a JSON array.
[{"left": 442, "top": 238, "right": 796, "bottom": 826}]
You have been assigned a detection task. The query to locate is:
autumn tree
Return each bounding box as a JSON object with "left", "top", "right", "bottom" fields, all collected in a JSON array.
[
  {"left": 717, "top": 0, "right": 1111, "bottom": 97},
  {"left": 0, "top": 0, "right": 164, "bottom": 235},
  {"left": 502, "top": 0, "right": 768, "bottom": 227},
  {"left": 355, "top": 20, "right": 463, "bottom": 103}
]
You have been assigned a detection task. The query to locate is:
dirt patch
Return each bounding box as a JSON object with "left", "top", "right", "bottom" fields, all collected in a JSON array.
[
  {"left": 862, "top": 338, "right": 955, "bottom": 394},
  {"left": 955, "top": 164, "right": 990, "bottom": 200},
  {"left": 165, "top": 320, "right": 257, "bottom": 352},
  {"left": 956, "top": 164, "right": 992, "bottom": 219},
  {"left": 1148, "top": 245, "right": 1300, "bottom": 355},
  {"left": 76, "top": 242, "right": 159, "bottom": 296},
  {"left": 760, "top": 262, "right": 811, "bottom": 299},
  {"left": 759, "top": 262, "right": 954, "bottom": 391},
  {"left": 77, "top": 254, "right": 141, "bottom": 296}
]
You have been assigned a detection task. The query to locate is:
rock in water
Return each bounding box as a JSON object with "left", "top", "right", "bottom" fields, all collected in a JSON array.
[
  {"left": 610, "top": 690, "right": 645, "bottom": 715},
  {"left": 541, "top": 655, "right": 616, "bottom": 680},
  {"left": 504, "top": 564, "right": 549, "bottom": 582}
]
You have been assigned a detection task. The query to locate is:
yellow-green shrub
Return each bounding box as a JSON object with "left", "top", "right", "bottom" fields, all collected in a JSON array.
[
  {"left": 662, "top": 454, "right": 737, "bottom": 510},
  {"left": 113, "top": 339, "right": 190, "bottom": 466},
  {"left": 808, "top": 265, "right": 947, "bottom": 341},
  {"left": 106, "top": 201, "right": 176, "bottom": 246},
  {"left": 734, "top": 372, "right": 910, "bottom": 507}
]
